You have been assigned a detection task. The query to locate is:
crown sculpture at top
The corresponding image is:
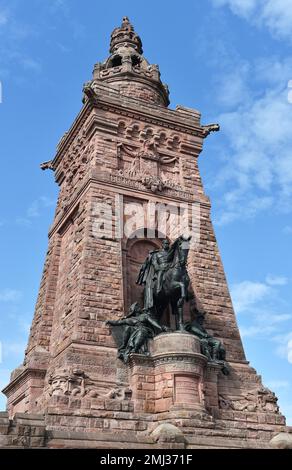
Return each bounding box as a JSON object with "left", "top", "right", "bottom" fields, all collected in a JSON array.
[
  {"left": 83, "top": 16, "right": 170, "bottom": 107},
  {"left": 107, "top": 235, "right": 228, "bottom": 374}
]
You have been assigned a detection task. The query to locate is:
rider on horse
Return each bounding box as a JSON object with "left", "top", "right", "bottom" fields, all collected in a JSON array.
[
  {"left": 136, "top": 238, "right": 178, "bottom": 309},
  {"left": 136, "top": 236, "right": 191, "bottom": 329}
]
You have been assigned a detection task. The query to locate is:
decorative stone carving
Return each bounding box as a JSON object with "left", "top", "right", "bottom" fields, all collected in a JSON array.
[
  {"left": 11, "top": 427, "right": 31, "bottom": 448},
  {"left": 48, "top": 368, "right": 132, "bottom": 400},
  {"left": 219, "top": 385, "right": 280, "bottom": 413},
  {"left": 116, "top": 137, "right": 182, "bottom": 193},
  {"left": 201, "top": 123, "right": 220, "bottom": 137},
  {"left": 257, "top": 386, "right": 280, "bottom": 412},
  {"left": 109, "top": 172, "right": 194, "bottom": 201},
  {"left": 40, "top": 160, "right": 53, "bottom": 171},
  {"left": 151, "top": 423, "right": 187, "bottom": 445},
  {"left": 270, "top": 432, "right": 292, "bottom": 449},
  {"left": 48, "top": 368, "right": 91, "bottom": 397},
  {"left": 57, "top": 129, "right": 89, "bottom": 211}
]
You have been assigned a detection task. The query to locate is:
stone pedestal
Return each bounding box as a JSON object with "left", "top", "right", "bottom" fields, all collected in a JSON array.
[{"left": 130, "top": 332, "right": 207, "bottom": 414}]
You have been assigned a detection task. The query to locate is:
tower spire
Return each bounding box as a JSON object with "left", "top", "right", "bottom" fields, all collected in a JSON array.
[
  {"left": 110, "top": 16, "right": 143, "bottom": 54},
  {"left": 89, "top": 17, "right": 169, "bottom": 106}
]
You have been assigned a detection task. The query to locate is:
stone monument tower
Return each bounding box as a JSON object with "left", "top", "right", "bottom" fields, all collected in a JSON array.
[{"left": 0, "top": 18, "right": 289, "bottom": 449}]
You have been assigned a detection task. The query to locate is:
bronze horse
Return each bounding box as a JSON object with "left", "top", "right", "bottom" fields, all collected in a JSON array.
[{"left": 138, "top": 235, "right": 191, "bottom": 331}]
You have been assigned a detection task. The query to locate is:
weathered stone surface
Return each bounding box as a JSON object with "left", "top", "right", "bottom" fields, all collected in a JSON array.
[
  {"left": 0, "top": 17, "right": 288, "bottom": 449},
  {"left": 151, "top": 423, "right": 187, "bottom": 445},
  {"left": 270, "top": 432, "right": 292, "bottom": 449}
]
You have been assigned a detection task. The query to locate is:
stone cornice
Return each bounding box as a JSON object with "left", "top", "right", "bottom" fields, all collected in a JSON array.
[
  {"left": 87, "top": 84, "right": 203, "bottom": 135},
  {"left": 2, "top": 368, "right": 46, "bottom": 397},
  {"left": 52, "top": 101, "right": 92, "bottom": 169},
  {"left": 153, "top": 352, "right": 207, "bottom": 368},
  {"left": 50, "top": 83, "right": 208, "bottom": 169}
]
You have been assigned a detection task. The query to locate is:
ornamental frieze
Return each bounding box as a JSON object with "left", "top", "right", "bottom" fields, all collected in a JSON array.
[{"left": 48, "top": 368, "right": 132, "bottom": 400}]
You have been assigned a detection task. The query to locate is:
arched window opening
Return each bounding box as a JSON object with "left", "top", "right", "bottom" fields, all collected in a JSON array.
[
  {"left": 110, "top": 55, "right": 122, "bottom": 67},
  {"left": 131, "top": 55, "right": 141, "bottom": 67}
]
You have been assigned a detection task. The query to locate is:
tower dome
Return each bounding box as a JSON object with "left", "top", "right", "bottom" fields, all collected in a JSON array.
[{"left": 91, "top": 17, "right": 169, "bottom": 106}]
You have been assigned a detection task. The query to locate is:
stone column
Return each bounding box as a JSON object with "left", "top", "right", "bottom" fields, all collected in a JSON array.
[
  {"left": 129, "top": 333, "right": 208, "bottom": 414},
  {"left": 151, "top": 332, "right": 207, "bottom": 413}
]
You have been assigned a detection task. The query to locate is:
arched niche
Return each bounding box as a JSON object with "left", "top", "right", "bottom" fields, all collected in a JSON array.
[
  {"left": 122, "top": 235, "right": 160, "bottom": 312},
  {"left": 122, "top": 229, "right": 193, "bottom": 328}
]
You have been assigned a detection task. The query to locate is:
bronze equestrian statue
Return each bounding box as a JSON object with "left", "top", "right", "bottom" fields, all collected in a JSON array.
[{"left": 136, "top": 235, "right": 191, "bottom": 331}]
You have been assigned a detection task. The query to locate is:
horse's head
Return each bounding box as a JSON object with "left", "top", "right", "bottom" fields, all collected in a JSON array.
[{"left": 174, "top": 235, "right": 191, "bottom": 267}]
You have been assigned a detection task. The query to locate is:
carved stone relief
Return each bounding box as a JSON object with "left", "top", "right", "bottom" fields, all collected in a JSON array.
[
  {"left": 48, "top": 368, "right": 132, "bottom": 400},
  {"left": 116, "top": 136, "right": 183, "bottom": 193},
  {"left": 219, "top": 385, "right": 279, "bottom": 413}
]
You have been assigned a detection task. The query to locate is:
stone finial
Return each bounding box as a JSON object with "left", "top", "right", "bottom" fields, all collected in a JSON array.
[
  {"left": 91, "top": 18, "right": 170, "bottom": 106},
  {"left": 110, "top": 16, "right": 143, "bottom": 54}
]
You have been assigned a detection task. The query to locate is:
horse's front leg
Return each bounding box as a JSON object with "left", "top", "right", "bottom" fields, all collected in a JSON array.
[
  {"left": 176, "top": 300, "right": 184, "bottom": 331},
  {"left": 180, "top": 282, "right": 186, "bottom": 301},
  {"left": 171, "top": 299, "right": 179, "bottom": 330},
  {"left": 177, "top": 282, "right": 186, "bottom": 331}
]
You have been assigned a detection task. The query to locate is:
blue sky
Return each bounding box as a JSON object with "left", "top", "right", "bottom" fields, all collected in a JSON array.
[{"left": 0, "top": 0, "right": 291, "bottom": 423}]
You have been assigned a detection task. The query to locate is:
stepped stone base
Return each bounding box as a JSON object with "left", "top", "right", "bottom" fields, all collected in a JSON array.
[
  {"left": 0, "top": 411, "right": 291, "bottom": 449},
  {"left": 1, "top": 333, "right": 290, "bottom": 449}
]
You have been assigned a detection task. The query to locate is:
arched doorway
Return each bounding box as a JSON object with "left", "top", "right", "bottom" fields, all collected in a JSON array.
[
  {"left": 123, "top": 236, "right": 159, "bottom": 311},
  {"left": 122, "top": 230, "right": 193, "bottom": 328},
  {"left": 122, "top": 230, "right": 177, "bottom": 328}
]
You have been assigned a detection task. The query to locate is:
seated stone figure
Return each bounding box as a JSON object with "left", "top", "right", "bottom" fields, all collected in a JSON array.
[
  {"left": 184, "top": 312, "right": 229, "bottom": 374},
  {"left": 106, "top": 302, "right": 166, "bottom": 363}
]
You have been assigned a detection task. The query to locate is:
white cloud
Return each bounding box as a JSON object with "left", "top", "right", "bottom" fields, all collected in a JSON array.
[
  {"left": 27, "top": 196, "right": 55, "bottom": 218},
  {"left": 212, "top": 56, "right": 292, "bottom": 225},
  {"left": 2, "top": 342, "right": 26, "bottom": 358},
  {"left": 0, "top": 10, "right": 8, "bottom": 26},
  {"left": 255, "top": 57, "right": 292, "bottom": 85},
  {"left": 240, "top": 324, "right": 276, "bottom": 337},
  {"left": 231, "top": 280, "right": 271, "bottom": 313},
  {"left": 265, "top": 380, "right": 290, "bottom": 390},
  {"left": 15, "top": 217, "right": 32, "bottom": 227},
  {"left": 0, "top": 289, "right": 21, "bottom": 302},
  {"left": 266, "top": 274, "right": 289, "bottom": 286},
  {"left": 288, "top": 338, "right": 292, "bottom": 363},
  {"left": 233, "top": 279, "right": 292, "bottom": 343},
  {"left": 216, "top": 62, "right": 251, "bottom": 108},
  {"left": 20, "top": 57, "right": 41, "bottom": 73},
  {"left": 213, "top": 0, "right": 257, "bottom": 18},
  {"left": 273, "top": 331, "right": 292, "bottom": 363},
  {"left": 212, "top": 0, "right": 292, "bottom": 41},
  {"left": 257, "top": 313, "right": 292, "bottom": 324},
  {"left": 261, "top": 0, "right": 292, "bottom": 40},
  {"left": 0, "top": 6, "right": 40, "bottom": 79},
  {"left": 17, "top": 196, "right": 56, "bottom": 225},
  {"left": 283, "top": 226, "right": 292, "bottom": 234},
  {"left": 26, "top": 201, "right": 39, "bottom": 218},
  {"left": 239, "top": 313, "right": 291, "bottom": 337},
  {"left": 49, "top": 0, "right": 68, "bottom": 12},
  {"left": 0, "top": 369, "right": 11, "bottom": 390}
]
